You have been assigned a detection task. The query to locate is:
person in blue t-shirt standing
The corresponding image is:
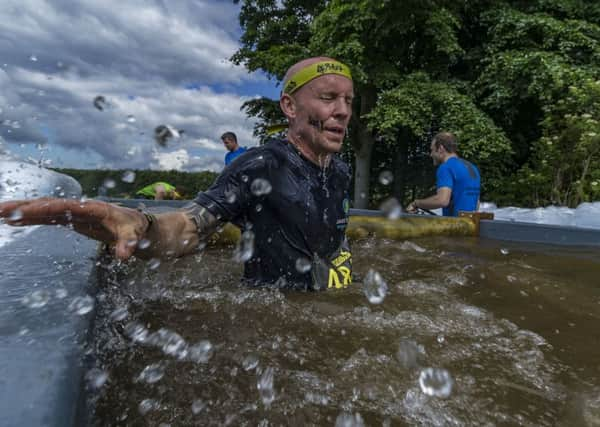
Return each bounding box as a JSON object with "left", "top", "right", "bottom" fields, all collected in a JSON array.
[
  {"left": 221, "top": 132, "right": 247, "bottom": 166},
  {"left": 407, "top": 132, "right": 480, "bottom": 217}
]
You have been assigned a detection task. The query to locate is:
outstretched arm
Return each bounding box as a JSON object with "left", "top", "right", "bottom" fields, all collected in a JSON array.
[
  {"left": 406, "top": 187, "right": 451, "bottom": 213},
  {"left": 0, "top": 198, "right": 216, "bottom": 260}
]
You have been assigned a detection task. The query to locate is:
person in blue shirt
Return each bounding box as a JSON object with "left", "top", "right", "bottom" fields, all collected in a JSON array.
[
  {"left": 221, "top": 132, "right": 247, "bottom": 166},
  {"left": 407, "top": 132, "right": 480, "bottom": 217}
]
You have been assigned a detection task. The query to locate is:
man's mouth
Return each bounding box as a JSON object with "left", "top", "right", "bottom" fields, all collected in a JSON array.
[{"left": 323, "top": 126, "right": 344, "bottom": 136}]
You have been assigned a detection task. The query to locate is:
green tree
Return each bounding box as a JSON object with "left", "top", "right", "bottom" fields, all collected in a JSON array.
[
  {"left": 475, "top": 3, "right": 600, "bottom": 205},
  {"left": 233, "top": 0, "right": 476, "bottom": 208}
]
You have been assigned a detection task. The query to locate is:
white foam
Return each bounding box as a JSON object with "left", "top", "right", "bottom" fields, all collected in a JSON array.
[{"left": 480, "top": 202, "right": 600, "bottom": 230}]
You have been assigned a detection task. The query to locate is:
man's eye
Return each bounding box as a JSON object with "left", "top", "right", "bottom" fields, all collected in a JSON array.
[{"left": 319, "top": 95, "right": 335, "bottom": 101}]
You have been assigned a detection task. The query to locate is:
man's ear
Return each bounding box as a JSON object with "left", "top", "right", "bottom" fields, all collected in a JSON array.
[{"left": 280, "top": 94, "right": 296, "bottom": 118}]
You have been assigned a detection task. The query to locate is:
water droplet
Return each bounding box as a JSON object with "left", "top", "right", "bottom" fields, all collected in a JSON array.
[
  {"left": 137, "top": 363, "right": 166, "bottom": 384},
  {"left": 255, "top": 204, "right": 263, "bottom": 212},
  {"left": 137, "top": 239, "right": 151, "bottom": 250},
  {"left": 225, "top": 190, "right": 237, "bottom": 203},
  {"left": 187, "top": 340, "right": 213, "bottom": 363},
  {"left": 9, "top": 209, "right": 23, "bottom": 221},
  {"left": 242, "top": 354, "right": 259, "bottom": 371},
  {"left": 103, "top": 178, "right": 116, "bottom": 189},
  {"left": 126, "top": 115, "right": 136, "bottom": 123},
  {"left": 121, "top": 170, "right": 136, "bottom": 183},
  {"left": 378, "top": 171, "right": 394, "bottom": 185},
  {"left": 363, "top": 269, "right": 388, "bottom": 304},
  {"left": 29, "top": 54, "right": 38, "bottom": 62},
  {"left": 500, "top": 248, "right": 509, "bottom": 255},
  {"left": 396, "top": 339, "right": 420, "bottom": 369},
  {"left": 148, "top": 258, "right": 161, "bottom": 270},
  {"left": 400, "top": 241, "right": 426, "bottom": 253},
  {"left": 138, "top": 398, "right": 160, "bottom": 415},
  {"left": 154, "top": 125, "right": 181, "bottom": 147},
  {"left": 233, "top": 230, "right": 254, "bottom": 263},
  {"left": 295, "top": 257, "right": 312, "bottom": 273},
  {"left": 257, "top": 367, "right": 275, "bottom": 408},
  {"left": 22, "top": 290, "right": 51, "bottom": 308},
  {"left": 241, "top": 174, "right": 249, "bottom": 182},
  {"left": 191, "top": 399, "right": 206, "bottom": 415},
  {"left": 335, "top": 412, "right": 365, "bottom": 427},
  {"left": 250, "top": 178, "right": 272, "bottom": 196},
  {"left": 379, "top": 198, "right": 402, "bottom": 220},
  {"left": 418, "top": 368, "right": 453, "bottom": 398},
  {"left": 147, "top": 329, "right": 188, "bottom": 359},
  {"left": 55, "top": 288, "right": 68, "bottom": 299},
  {"left": 109, "top": 306, "right": 129, "bottom": 321},
  {"left": 124, "top": 322, "right": 149, "bottom": 343},
  {"left": 85, "top": 368, "right": 109, "bottom": 389},
  {"left": 92, "top": 95, "right": 107, "bottom": 111},
  {"left": 437, "top": 334, "right": 445, "bottom": 344},
  {"left": 68, "top": 295, "right": 94, "bottom": 315}
]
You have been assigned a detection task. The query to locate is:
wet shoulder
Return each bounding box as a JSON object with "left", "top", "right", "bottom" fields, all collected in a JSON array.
[
  {"left": 330, "top": 155, "right": 351, "bottom": 181},
  {"left": 221, "top": 142, "right": 281, "bottom": 178}
]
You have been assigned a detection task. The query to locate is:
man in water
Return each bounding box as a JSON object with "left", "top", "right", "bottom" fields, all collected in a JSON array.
[
  {"left": 136, "top": 182, "right": 184, "bottom": 200},
  {"left": 0, "top": 56, "right": 354, "bottom": 291},
  {"left": 221, "top": 132, "right": 247, "bottom": 166},
  {"left": 407, "top": 132, "right": 480, "bottom": 217}
]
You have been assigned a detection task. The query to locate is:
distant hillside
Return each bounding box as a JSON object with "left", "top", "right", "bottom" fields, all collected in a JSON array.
[{"left": 52, "top": 168, "right": 219, "bottom": 199}]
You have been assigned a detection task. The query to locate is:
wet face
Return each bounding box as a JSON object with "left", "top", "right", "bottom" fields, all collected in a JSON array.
[
  {"left": 222, "top": 137, "right": 238, "bottom": 152},
  {"left": 286, "top": 74, "right": 353, "bottom": 157}
]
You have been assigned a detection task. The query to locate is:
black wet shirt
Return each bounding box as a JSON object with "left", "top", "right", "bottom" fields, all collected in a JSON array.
[{"left": 194, "top": 139, "right": 351, "bottom": 289}]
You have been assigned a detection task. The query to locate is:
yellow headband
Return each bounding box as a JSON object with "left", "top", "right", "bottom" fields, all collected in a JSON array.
[{"left": 282, "top": 60, "right": 352, "bottom": 95}]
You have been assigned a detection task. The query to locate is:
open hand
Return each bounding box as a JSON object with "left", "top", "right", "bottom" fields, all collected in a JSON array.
[{"left": 0, "top": 198, "right": 149, "bottom": 260}]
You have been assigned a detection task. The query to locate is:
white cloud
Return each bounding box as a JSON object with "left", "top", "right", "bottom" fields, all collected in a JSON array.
[
  {"left": 0, "top": 0, "right": 267, "bottom": 172},
  {"left": 152, "top": 148, "right": 189, "bottom": 170}
]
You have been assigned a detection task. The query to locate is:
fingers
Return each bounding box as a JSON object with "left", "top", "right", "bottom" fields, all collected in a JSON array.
[{"left": 114, "top": 237, "right": 138, "bottom": 260}]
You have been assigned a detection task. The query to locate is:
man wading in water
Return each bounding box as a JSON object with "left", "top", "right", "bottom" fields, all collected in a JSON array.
[{"left": 0, "top": 56, "right": 354, "bottom": 291}]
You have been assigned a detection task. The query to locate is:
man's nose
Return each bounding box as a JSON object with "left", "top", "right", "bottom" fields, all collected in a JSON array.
[{"left": 333, "top": 97, "right": 351, "bottom": 118}]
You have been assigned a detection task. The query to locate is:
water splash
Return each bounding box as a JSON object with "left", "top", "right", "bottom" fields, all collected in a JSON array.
[
  {"left": 68, "top": 295, "right": 95, "bottom": 315},
  {"left": 363, "top": 269, "right": 388, "bottom": 304},
  {"left": 379, "top": 198, "right": 402, "bottom": 220},
  {"left": 187, "top": 340, "right": 213, "bottom": 363},
  {"left": 137, "top": 363, "right": 166, "bottom": 384},
  {"left": 191, "top": 399, "right": 206, "bottom": 415},
  {"left": 147, "top": 258, "right": 161, "bottom": 270},
  {"left": 257, "top": 367, "right": 275, "bottom": 408},
  {"left": 418, "top": 368, "right": 453, "bottom": 398},
  {"left": 378, "top": 171, "right": 394, "bottom": 185},
  {"left": 242, "top": 354, "right": 259, "bottom": 371},
  {"left": 295, "top": 257, "right": 312, "bottom": 273},
  {"left": 250, "top": 178, "right": 272, "bottom": 196},
  {"left": 22, "top": 290, "right": 51, "bottom": 308},
  {"left": 335, "top": 412, "right": 365, "bottom": 427},
  {"left": 103, "top": 178, "right": 116, "bottom": 189},
  {"left": 121, "top": 171, "right": 136, "bottom": 183},
  {"left": 138, "top": 398, "right": 161, "bottom": 415},
  {"left": 85, "top": 368, "right": 109, "bottom": 389},
  {"left": 233, "top": 230, "right": 254, "bottom": 263},
  {"left": 396, "top": 339, "right": 420, "bottom": 370}
]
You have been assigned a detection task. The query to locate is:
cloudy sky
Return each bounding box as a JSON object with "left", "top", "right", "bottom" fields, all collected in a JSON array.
[{"left": 0, "top": 0, "right": 280, "bottom": 172}]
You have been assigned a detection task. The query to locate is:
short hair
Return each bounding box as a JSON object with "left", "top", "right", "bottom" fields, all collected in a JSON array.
[
  {"left": 432, "top": 132, "right": 457, "bottom": 153},
  {"left": 220, "top": 131, "right": 237, "bottom": 142}
]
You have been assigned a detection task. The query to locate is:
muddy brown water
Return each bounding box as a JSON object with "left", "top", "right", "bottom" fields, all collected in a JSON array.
[{"left": 88, "top": 236, "right": 600, "bottom": 426}]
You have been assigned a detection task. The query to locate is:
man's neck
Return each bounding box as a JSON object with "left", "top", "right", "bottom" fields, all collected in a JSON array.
[
  {"left": 287, "top": 133, "right": 331, "bottom": 168},
  {"left": 442, "top": 153, "right": 458, "bottom": 163}
]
